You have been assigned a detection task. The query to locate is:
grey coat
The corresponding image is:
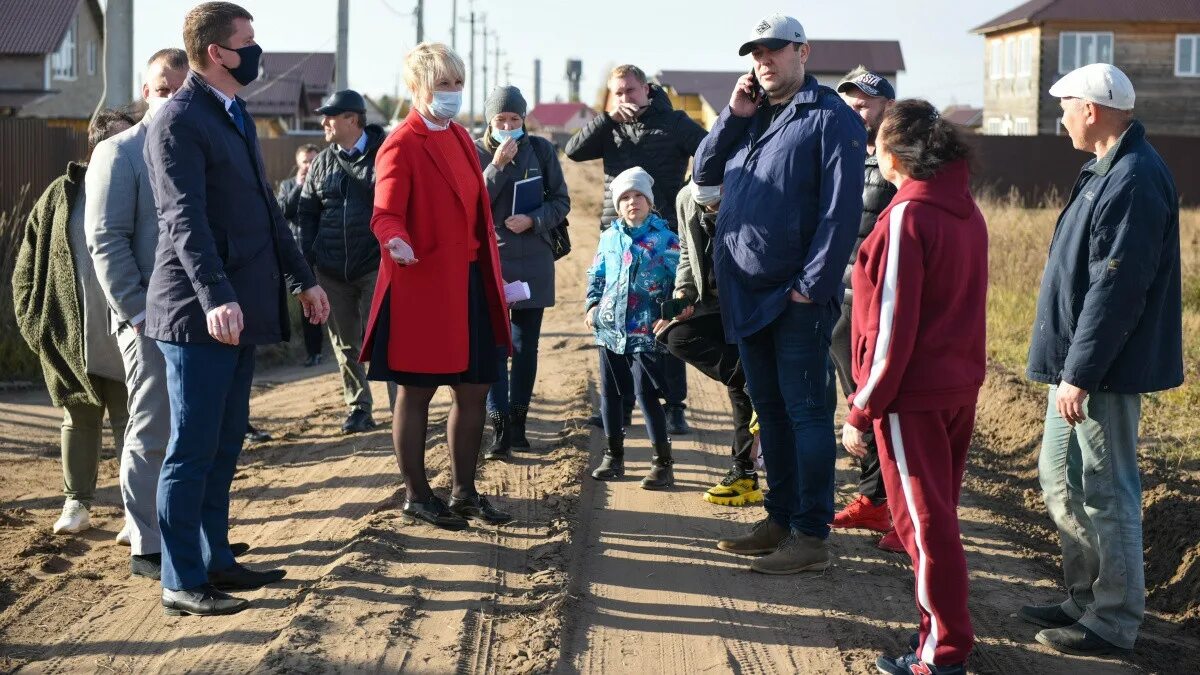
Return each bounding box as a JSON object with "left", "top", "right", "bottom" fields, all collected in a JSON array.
[
  {"left": 85, "top": 119, "right": 160, "bottom": 332},
  {"left": 474, "top": 134, "right": 570, "bottom": 309},
  {"left": 673, "top": 187, "right": 717, "bottom": 306}
]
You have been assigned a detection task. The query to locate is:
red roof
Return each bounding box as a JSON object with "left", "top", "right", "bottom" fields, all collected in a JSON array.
[
  {"left": 528, "top": 102, "right": 593, "bottom": 128},
  {"left": 0, "top": 0, "right": 100, "bottom": 56},
  {"left": 973, "top": 0, "right": 1200, "bottom": 33},
  {"left": 805, "top": 40, "right": 905, "bottom": 74},
  {"left": 241, "top": 77, "right": 304, "bottom": 117},
  {"left": 260, "top": 52, "right": 336, "bottom": 96},
  {"left": 942, "top": 105, "right": 983, "bottom": 127}
]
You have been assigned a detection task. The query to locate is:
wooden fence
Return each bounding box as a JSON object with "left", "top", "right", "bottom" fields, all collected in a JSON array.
[{"left": 0, "top": 119, "right": 88, "bottom": 216}]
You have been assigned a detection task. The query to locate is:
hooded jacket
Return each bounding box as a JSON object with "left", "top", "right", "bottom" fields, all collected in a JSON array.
[
  {"left": 1026, "top": 120, "right": 1182, "bottom": 394},
  {"left": 298, "top": 124, "right": 388, "bottom": 282},
  {"left": 847, "top": 159, "right": 988, "bottom": 432},
  {"left": 585, "top": 213, "right": 680, "bottom": 355},
  {"left": 693, "top": 75, "right": 867, "bottom": 341},
  {"left": 564, "top": 85, "right": 707, "bottom": 231}
]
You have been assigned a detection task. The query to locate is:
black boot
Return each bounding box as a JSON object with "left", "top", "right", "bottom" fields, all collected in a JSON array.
[
  {"left": 510, "top": 404, "right": 531, "bottom": 450},
  {"left": 591, "top": 436, "right": 625, "bottom": 480},
  {"left": 666, "top": 406, "right": 690, "bottom": 435},
  {"left": 641, "top": 440, "right": 675, "bottom": 490},
  {"left": 483, "top": 411, "right": 511, "bottom": 461}
]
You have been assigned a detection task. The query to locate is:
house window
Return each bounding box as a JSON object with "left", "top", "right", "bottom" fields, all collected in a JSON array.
[
  {"left": 985, "top": 117, "right": 1002, "bottom": 134},
  {"left": 1059, "top": 32, "right": 1113, "bottom": 73},
  {"left": 1018, "top": 35, "right": 1034, "bottom": 77},
  {"left": 990, "top": 40, "right": 1004, "bottom": 80},
  {"left": 1004, "top": 38, "right": 1016, "bottom": 78},
  {"left": 1178, "top": 35, "right": 1200, "bottom": 77},
  {"left": 86, "top": 40, "right": 97, "bottom": 76},
  {"left": 51, "top": 17, "right": 77, "bottom": 80},
  {"left": 1014, "top": 117, "right": 1031, "bottom": 135}
]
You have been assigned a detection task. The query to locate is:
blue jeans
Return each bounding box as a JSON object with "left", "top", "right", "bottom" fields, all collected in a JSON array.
[
  {"left": 738, "top": 301, "right": 838, "bottom": 538},
  {"left": 156, "top": 341, "right": 256, "bottom": 591},
  {"left": 1038, "top": 386, "right": 1144, "bottom": 649},
  {"left": 487, "top": 308, "right": 544, "bottom": 415}
]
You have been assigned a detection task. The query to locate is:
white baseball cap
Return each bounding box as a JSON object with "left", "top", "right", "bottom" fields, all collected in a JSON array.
[
  {"left": 1049, "top": 63, "right": 1135, "bottom": 110},
  {"left": 739, "top": 13, "right": 807, "bottom": 56}
]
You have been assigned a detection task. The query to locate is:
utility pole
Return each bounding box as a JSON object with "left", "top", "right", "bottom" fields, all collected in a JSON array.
[
  {"left": 414, "top": 0, "right": 424, "bottom": 43},
  {"left": 481, "top": 16, "right": 489, "bottom": 104},
  {"left": 534, "top": 58, "right": 542, "bottom": 104},
  {"left": 505, "top": 62, "right": 512, "bottom": 87},
  {"left": 492, "top": 32, "right": 500, "bottom": 88},
  {"left": 451, "top": 0, "right": 458, "bottom": 49},
  {"left": 468, "top": 11, "right": 476, "bottom": 129},
  {"left": 335, "top": 0, "right": 349, "bottom": 90}
]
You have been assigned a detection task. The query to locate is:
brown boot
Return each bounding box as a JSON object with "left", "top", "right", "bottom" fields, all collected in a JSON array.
[
  {"left": 716, "top": 516, "right": 789, "bottom": 556},
  {"left": 750, "top": 531, "right": 830, "bottom": 575}
]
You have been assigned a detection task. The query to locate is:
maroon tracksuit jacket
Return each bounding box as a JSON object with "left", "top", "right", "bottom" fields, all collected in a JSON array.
[{"left": 849, "top": 158, "right": 988, "bottom": 667}]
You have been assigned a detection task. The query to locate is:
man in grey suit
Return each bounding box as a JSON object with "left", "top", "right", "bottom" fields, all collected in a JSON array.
[{"left": 85, "top": 48, "right": 189, "bottom": 581}]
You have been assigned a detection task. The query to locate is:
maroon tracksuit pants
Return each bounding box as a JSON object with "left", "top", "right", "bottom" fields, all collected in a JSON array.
[{"left": 875, "top": 405, "right": 976, "bottom": 666}]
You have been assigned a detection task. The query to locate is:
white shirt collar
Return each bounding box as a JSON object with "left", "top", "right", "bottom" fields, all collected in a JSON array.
[{"left": 419, "top": 112, "right": 450, "bottom": 132}]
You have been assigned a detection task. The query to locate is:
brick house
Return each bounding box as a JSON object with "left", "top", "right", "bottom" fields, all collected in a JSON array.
[
  {"left": 973, "top": 0, "right": 1200, "bottom": 136},
  {"left": 0, "top": 0, "right": 105, "bottom": 129}
]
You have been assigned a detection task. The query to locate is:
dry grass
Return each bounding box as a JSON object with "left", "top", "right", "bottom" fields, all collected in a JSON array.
[{"left": 983, "top": 196, "right": 1200, "bottom": 462}]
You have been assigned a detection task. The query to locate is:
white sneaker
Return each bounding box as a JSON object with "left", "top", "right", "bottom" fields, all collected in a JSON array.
[
  {"left": 52, "top": 499, "right": 91, "bottom": 534},
  {"left": 115, "top": 524, "right": 131, "bottom": 546}
]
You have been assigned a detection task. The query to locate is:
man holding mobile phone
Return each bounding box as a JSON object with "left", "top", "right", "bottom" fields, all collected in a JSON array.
[{"left": 694, "top": 13, "right": 866, "bottom": 575}]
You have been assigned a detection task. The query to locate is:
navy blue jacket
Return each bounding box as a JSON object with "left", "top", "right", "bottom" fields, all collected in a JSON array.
[
  {"left": 144, "top": 71, "right": 316, "bottom": 344},
  {"left": 694, "top": 75, "right": 866, "bottom": 341},
  {"left": 1027, "top": 121, "right": 1183, "bottom": 394}
]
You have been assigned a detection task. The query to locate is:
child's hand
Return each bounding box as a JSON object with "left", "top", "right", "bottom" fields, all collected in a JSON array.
[{"left": 584, "top": 306, "right": 598, "bottom": 330}]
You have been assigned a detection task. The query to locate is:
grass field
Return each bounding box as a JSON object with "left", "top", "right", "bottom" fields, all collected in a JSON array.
[{"left": 983, "top": 198, "right": 1200, "bottom": 462}]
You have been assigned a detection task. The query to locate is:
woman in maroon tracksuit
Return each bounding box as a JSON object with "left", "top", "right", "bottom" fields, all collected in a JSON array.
[{"left": 841, "top": 99, "right": 988, "bottom": 675}]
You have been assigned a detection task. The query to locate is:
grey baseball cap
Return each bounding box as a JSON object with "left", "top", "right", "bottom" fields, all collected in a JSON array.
[{"left": 738, "top": 13, "right": 807, "bottom": 56}]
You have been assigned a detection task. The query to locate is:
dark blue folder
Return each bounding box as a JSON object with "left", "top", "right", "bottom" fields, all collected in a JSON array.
[{"left": 512, "top": 175, "right": 543, "bottom": 216}]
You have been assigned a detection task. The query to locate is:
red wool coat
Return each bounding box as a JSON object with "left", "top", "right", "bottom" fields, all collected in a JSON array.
[{"left": 361, "top": 109, "right": 512, "bottom": 374}]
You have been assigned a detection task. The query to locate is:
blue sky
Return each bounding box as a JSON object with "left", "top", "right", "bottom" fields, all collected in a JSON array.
[{"left": 116, "top": 0, "right": 1019, "bottom": 110}]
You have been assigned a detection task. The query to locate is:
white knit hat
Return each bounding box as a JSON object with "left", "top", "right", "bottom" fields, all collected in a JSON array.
[{"left": 611, "top": 166, "right": 655, "bottom": 208}]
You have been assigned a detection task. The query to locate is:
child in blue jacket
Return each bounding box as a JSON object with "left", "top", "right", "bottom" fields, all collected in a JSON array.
[{"left": 584, "top": 167, "right": 680, "bottom": 488}]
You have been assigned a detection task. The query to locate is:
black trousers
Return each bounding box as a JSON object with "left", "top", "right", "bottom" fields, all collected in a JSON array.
[
  {"left": 661, "top": 311, "right": 755, "bottom": 471},
  {"left": 830, "top": 299, "right": 885, "bottom": 502}
]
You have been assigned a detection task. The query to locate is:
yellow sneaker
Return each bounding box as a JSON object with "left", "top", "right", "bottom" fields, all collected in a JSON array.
[{"left": 704, "top": 469, "right": 764, "bottom": 506}]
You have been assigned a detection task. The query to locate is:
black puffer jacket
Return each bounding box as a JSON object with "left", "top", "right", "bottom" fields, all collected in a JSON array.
[
  {"left": 297, "top": 124, "right": 387, "bottom": 282},
  {"left": 841, "top": 153, "right": 897, "bottom": 302},
  {"left": 564, "top": 85, "right": 707, "bottom": 231}
]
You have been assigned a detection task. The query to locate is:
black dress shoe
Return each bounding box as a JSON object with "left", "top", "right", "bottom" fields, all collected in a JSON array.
[
  {"left": 1019, "top": 602, "right": 1076, "bottom": 629},
  {"left": 401, "top": 495, "right": 468, "bottom": 530},
  {"left": 162, "top": 584, "right": 249, "bottom": 616},
  {"left": 244, "top": 423, "right": 272, "bottom": 444},
  {"left": 230, "top": 542, "right": 250, "bottom": 557},
  {"left": 1036, "top": 622, "right": 1129, "bottom": 656},
  {"left": 342, "top": 408, "right": 376, "bottom": 434},
  {"left": 448, "top": 494, "right": 513, "bottom": 525},
  {"left": 131, "top": 553, "right": 161, "bottom": 580},
  {"left": 208, "top": 562, "right": 287, "bottom": 591}
]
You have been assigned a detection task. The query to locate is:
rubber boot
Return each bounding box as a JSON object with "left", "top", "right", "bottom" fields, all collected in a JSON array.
[
  {"left": 483, "top": 411, "right": 511, "bottom": 461},
  {"left": 641, "top": 440, "right": 674, "bottom": 490},
  {"left": 591, "top": 436, "right": 625, "bottom": 480},
  {"left": 510, "top": 404, "right": 531, "bottom": 449}
]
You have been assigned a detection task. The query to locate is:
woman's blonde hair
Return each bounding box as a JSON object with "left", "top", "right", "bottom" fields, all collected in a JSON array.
[{"left": 404, "top": 42, "right": 466, "bottom": 100}]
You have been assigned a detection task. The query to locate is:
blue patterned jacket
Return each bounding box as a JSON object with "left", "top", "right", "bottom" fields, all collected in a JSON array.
[{"left": 585, "top": 213, "right": 679, "bottom": 354}]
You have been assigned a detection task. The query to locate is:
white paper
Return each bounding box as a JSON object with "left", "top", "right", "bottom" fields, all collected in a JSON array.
[{"left": 504, "top": 280, "right": 531, "bottom": 303}]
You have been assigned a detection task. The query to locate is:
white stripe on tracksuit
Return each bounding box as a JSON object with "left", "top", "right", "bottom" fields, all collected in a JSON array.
[
  {"left": 852, "top": 201, "right": 908, "bottom": 417},
  {"left": 888, "top": 413, "right": 940, "bottom": 664}
]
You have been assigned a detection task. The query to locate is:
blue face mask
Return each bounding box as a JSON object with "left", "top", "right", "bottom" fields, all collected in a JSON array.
[
  {"left": 491, "top": 127, "right": 524, "bottom": 143},
  {"left": 429, "top": 90, "right": 463, "bottom": 120}
]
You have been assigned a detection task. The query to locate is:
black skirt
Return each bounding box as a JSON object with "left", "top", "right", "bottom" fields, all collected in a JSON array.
[{"left": 367, "top": 262, "right": 503, "bottom": 386}]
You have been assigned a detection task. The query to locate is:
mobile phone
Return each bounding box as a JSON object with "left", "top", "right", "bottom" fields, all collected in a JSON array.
[
  {"left": 661, "top": 298, "right": 690, "bottom": 321},
  {"left": 748, "top": 68, "right": 766, "bottom": 104}
]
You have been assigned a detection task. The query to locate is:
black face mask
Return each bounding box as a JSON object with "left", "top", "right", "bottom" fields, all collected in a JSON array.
[{"left": 218, "top": 43, "right": 262, "bottom": 86}]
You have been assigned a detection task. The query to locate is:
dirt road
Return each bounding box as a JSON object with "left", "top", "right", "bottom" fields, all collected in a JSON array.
[{"left": 1, "top": 160, "right": 1194, "bottom": 674}]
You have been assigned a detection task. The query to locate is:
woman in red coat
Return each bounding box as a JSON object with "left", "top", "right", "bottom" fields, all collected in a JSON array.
[{"left": 363, "top": 42, "right": 513, "bottom": 530}]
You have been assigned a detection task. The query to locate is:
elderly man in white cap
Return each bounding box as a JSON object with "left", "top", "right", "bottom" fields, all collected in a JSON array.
[{"left": 1022, "top": 63, "right": 1182, "bottom": 656}]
